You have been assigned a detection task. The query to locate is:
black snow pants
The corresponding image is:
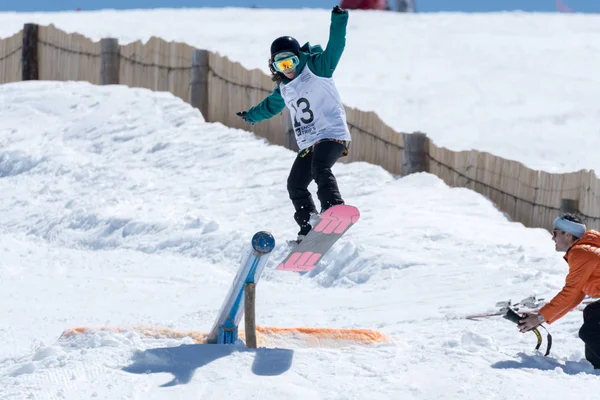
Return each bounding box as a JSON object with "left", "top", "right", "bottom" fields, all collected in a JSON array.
[
  {"left": 287, "top": 140, "right": 346, "bottom": 236},
  {"left": 579, "top": 300, "right": 600, "bottom": 369}
]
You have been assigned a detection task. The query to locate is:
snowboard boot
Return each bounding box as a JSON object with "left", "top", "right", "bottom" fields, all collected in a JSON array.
[
  {"left": 309, "top": 213, "right": 319, "bottom": 229},
  {"left": 290, "top": 212, "right": 320, "bottom": 245}
]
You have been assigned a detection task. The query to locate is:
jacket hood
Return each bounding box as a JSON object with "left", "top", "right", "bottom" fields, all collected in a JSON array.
[
  {"left": 574, "top": 230, "right": 600, "bottom": 248},
  {"left": 299, "top": 42, "right": 324, "bottom": 55}
]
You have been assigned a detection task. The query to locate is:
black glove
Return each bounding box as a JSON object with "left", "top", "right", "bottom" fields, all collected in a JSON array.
[
  {"left": 503, "top": 308, "right": 522, "bottom": 324},
  {"left": 236, "top": 111, "right": 254, "bottom": 125},
  {"left": 333, "top": 5, "right": 347, "bottom": 14}
]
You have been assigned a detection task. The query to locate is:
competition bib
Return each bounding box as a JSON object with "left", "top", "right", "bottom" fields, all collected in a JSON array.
[{"left": 280, "top": 66, "right": 351, "bottom": 150}]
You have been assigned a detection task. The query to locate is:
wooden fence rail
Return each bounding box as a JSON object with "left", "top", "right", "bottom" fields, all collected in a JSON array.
[{"left": 1, "top": 24, "right": 598, "bottom": 231}]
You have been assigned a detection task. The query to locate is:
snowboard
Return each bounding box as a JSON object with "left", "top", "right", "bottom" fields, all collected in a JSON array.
[{"left": 277, "top": 204, "right": 360, "bottom": 272}]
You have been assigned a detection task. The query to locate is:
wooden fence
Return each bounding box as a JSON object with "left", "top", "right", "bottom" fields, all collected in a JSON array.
[
  {"left": 1, "top": 23, "right": 598, "bottom": 231},
  {"left": 0, "top": 30, "right": 22, "bottom": 83}
]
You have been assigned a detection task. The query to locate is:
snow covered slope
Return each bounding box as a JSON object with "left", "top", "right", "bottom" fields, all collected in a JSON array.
[
  {"left": 0, "top": 9, "right": 599, "bottom": 173},
  {"left": 0, "top": 81, "right": 599, "bottom": 399}
]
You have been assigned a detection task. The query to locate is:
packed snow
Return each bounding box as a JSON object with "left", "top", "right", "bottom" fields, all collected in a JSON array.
[
  {"left": 1, "top": 80, "right": 599, "bottom": 400},
  {"left": 2, "top": 6, "right": 600, "bottom": 400}
]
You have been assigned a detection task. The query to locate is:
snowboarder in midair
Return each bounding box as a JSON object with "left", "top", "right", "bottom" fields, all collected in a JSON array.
[{"left": 237, "top": 5, "right": 351, "bottom": 242}]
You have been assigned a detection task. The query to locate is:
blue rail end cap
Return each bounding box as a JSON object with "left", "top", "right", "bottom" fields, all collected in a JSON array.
[{"left": 252, "top": 231, "right": 275, "bottom": 254}]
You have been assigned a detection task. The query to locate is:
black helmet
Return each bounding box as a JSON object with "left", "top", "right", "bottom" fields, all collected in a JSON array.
[{"left": 270, "top": 36, "right": 300, "bottom": 58}]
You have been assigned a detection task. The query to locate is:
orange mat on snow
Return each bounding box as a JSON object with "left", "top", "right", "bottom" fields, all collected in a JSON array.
[
  {"left": 61, "top": 326, "right": 209, "bottom": 344},
  {"left": 255, "top": 326, "right": 388, "bottom": 345},
  {"left": 61, "top": 326, "right": 388, "bottom": 347}
]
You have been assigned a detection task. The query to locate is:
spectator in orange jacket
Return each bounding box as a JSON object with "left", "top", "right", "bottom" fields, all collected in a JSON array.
[{"left": 519, "top": 213, "right": 600, "bottom": 369}]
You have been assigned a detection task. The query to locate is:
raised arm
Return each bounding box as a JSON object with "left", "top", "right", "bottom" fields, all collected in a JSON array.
[{"left": 307, "top": 6, "right": 349, "bottom": 78}]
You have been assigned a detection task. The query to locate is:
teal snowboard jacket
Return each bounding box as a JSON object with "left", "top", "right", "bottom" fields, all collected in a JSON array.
[{"left": 243, "top": 10, "right": 349, "bottom": 124}]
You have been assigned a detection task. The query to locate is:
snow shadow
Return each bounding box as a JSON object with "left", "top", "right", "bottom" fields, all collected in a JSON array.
[
  {"left": 122, "top": 343, "right": 294, "bottom": 387},
  {"left": 251, "top": 347, "right": 294, "bottom": 376},
  {"left": 492, "top": 352, "right": 599, "bottom": 375}
]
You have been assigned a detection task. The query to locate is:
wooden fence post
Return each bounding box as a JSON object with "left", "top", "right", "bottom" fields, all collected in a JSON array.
[
  {"left": 22, "top": 23, "right": 39, "bottom": 81},
  {"left": 244, "top": 282, "right": 257, "bottom": 349},
  {"left": 191, "top": 49, "right": 209, "bottom": 120},
  {"left": 100, "top": 38, "right": 120, "bottom": 85},
  {"left": 403, "top": 132, "right": 429, "bottom": 175},
  {"left": 560, "top": 199, "right": 579, "bottom": 215}
]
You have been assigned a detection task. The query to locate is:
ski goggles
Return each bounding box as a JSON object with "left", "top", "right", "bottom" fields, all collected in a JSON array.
[{"left": 272, "top": 55, "right": 299, "bottom": 72}]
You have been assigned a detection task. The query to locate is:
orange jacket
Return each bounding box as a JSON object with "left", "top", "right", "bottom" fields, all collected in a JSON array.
[{"left": 539, "top": 230, "right": 600, "bottom": 324}]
